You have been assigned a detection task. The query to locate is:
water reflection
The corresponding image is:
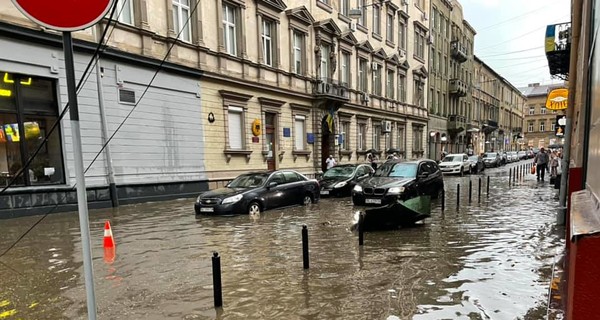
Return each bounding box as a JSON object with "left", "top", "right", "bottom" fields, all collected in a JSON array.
[{"left": 0, "top": 165, "right": 562, "bottom": 319}]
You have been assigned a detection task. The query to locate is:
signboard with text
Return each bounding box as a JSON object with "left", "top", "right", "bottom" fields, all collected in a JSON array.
[
  {"left": 546, "top": 88, "right": 569, "bottom": 110},
  {"left": 555, "top": 115, "right": 566, "bottom": 137}
]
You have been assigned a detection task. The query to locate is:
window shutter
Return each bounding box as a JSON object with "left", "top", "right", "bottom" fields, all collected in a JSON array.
[
  {"left": 294, "top": 116, "right": 305, "bottom": 150},
  {"left": 228, "top": 110, "right": 243, "bottom": 149}
]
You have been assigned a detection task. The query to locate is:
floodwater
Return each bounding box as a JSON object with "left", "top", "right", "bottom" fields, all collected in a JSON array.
[{"left": 0, "top": 162, "right": 564, "bottom": 320}]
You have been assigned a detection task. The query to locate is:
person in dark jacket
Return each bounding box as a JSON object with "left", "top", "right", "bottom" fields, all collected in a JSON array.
[{"left": 534, "top": 147, "right": 550, "bottom": 181}]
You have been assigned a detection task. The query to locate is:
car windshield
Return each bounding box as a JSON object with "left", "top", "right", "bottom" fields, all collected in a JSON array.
[
  {"left": 468, "top": 156, "right": 479, "bottom": 161},
  {"left": 442, "top": 155, "right": 462, "bottom": 162},
  {"left": 385, "top": 163, "right": 418, "bottom": 178},
  {"left": 484, "top": 153, "right": 497, "bottom": 158},
  {"left": 323, "top": 166, "right": 355, "bottom": 178},
  {"left": 228, "top": 173, "right": 269, "bottom": 188}
]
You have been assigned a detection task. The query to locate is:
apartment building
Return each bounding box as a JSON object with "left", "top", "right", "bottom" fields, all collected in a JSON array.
[
  {"left": 499, "top": 80, "right": 526, "bottom": 151},
  {"left": 427, "top": 0, "right": 475, "bottom": 160},
  {"left": 519, "top": 83, "right": 566, "bottom": 149}
]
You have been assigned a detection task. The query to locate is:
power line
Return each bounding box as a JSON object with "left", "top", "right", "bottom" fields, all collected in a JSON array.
[
  {"left": 484, "top": 55, "right": 541, "bottom": 61},
  {"left": 477, "top": 0, "right": 560, "bottom": 32},
  {"left": 477, "top": 46, "right": 545, "bottom": 58}
]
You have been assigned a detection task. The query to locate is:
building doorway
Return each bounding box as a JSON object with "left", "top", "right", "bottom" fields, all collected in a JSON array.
[{"left": 265, "top": 113, "right": 276, "bottom": 171}]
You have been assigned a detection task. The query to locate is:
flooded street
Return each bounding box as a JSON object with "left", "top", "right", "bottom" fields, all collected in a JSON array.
[{"left": 0, "top": 162, "right": 564, "bottom": 320}]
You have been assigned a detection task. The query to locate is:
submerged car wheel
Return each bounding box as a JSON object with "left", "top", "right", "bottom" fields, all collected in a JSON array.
[
  {"left": 302, "top": 194, "right": 313, "bottom": 205},
  {"left": 248, "top": 201, "right": 261, "bottom": 215}
]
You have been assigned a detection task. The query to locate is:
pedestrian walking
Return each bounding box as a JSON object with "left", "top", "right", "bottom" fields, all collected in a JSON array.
[
  {"left": 368, "top": 153, "right": 378, "bottom": 170},
  {"left": 550, "top": 151, "right": 559, "bottom": 177},
  {"left": 326, "top": 155, "right": 337, "bottom": 170},
  {"left": 534, "top": 147, "right": 550, "bottom": 181}
]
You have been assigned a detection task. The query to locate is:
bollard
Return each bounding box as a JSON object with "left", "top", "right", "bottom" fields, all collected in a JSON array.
[
  {"left": 212, "top": 252, "right": 223, "bottom": 308},
  {"left": 487, "top": 175, "right": 490, "bottom": 196},
  {"left": 302, "top": 225, "right": 309, "bottom": 269},
  {"left": 509, "top": 168, "right": 512, "bottom": 186},
  {"left": 468, "top": 179, "right": 472, "bottom": 203},
  {"left": 478, "top": 177, "right": 482, "bottom": 203},
  {"left": 358, "top": 214, "right": 364, "bottom": 246},
  {"left": 456, "top": 183, "right": 460, "bottom": 210},
  {"left": 441, "top": 189, "right": 445, "bottom": 212}
]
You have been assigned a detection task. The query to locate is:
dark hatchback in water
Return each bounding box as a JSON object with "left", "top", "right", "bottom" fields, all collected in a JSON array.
[
  {"left": 195, "top": 170, "right": 320, "bottom": 215},
  {"left": 351, "top": 159, "right": 444, "bottom": 206},
  {"left": 318, "top": 164, "right": 374, "bottom": 197}
]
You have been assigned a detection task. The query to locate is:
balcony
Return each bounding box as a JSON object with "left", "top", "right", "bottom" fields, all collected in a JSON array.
[
  {"left": 450, "top": 40, "right": 468, "bottom": 63},
  {"left": 545, "top": 22, "right": 571, "bottom": 79},
  {"left": 313, "top": 78, "right": 349, "bottom": 101},
  {"left": 449, "top": 79, "right": 468, "bottom": 97},
  {"left": 448, "top": 114, "right": 467, "bottom": 134},
  {"left": 482, "top": 119, "right": 498, "bottom": 134}
]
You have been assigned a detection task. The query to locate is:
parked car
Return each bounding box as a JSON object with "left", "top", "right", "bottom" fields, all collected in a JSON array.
[
  {"left": 482, "top": 152, "right": 501, "bottom": 168},
  {"left": 508, "top": 151, "right": 519, "bottom": 162},
  {"left": 438, "top": 153, "right": 470, "bottom": 176},
  {"left": 499, "top": 152, "right": 508, "bottom": 165},
  {"left": 467, "top": 155, "right": 485, "bottom": 173},
  {"left": 352, "top": 159, "right": 444, "bottom": 207},
  {"left": 518, "top": 151, "right": 528, "bottom": 160},
  {"left": 195, "top": 170, "right": 320, "bottom": 215},
  {"left": 319, "top": 164, "right": 374, "bottom": 197}
]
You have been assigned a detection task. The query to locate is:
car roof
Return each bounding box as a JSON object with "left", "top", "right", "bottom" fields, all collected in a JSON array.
[{"left": 446, "top": 153, "right": 466, "bottom": 157}]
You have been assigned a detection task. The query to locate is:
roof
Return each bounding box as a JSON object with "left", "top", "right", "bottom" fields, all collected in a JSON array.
[{"left": 518, "top": 83, "right": 566, "bottom": 97}]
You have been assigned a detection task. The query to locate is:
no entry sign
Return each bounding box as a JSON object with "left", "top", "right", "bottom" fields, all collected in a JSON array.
[{"left": 12, "top": 0, "right": 114, "bottom": 31}]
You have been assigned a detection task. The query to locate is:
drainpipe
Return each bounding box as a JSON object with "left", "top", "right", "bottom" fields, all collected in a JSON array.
[
  {"left": 93, "top": 25, "right": 119, "bottom": 207},
  {"left": 558, "top": 0, "right": 582, "bottom": 225}
]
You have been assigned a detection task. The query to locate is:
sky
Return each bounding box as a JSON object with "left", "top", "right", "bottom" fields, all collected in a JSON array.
[{"left": 461, "top": 0, "right": 571, "bottom": 89}]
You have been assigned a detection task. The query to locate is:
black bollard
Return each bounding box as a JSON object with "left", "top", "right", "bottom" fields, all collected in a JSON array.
[
  {"left": 358, "top": 214, "right": 365, "bottom": 246},
  {"left": 509, "top": 168, "right": 512, "bottom": 186},
  {"left": 469, "top": 179, "right": 472, "bottom": 203},
  {"left": 302, "top": 225, "right": 309, "bottom": 269},
  {"left": 441, "top": 189, "right": 445, "bottom": 212},
  {"left": 478, "top": 177, "right": 482, "bottom": 203},
  {"left": 212, "top": 252, "right": 223, "bottom": 308},
  {"left": 487, "top": 175, "right": 490, "bottom": 196},
  {"left": 456, "top": 183, "right": 460, "bottom": 209}
]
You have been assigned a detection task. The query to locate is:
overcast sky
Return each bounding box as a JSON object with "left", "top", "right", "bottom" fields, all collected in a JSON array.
[{"left": 461, "top": 0, "right": 571, "bottom": 89}]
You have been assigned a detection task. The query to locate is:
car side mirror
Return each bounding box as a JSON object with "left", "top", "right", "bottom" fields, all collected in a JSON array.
[
  {"left": 268, "top": 182, "right": 278, "bottom": 189},
  {"left": 418, "top": 173, "right": 429, "bottom": 179}
]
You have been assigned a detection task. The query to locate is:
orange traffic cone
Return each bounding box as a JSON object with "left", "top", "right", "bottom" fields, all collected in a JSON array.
[{"left": 103, "top": 221, "right": 116, "bottom": 264}]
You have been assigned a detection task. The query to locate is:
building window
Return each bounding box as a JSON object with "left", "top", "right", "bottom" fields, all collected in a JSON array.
[
  {"left": 540, "top": 121, "right": 545, "bottom": 132},
  {"left": 228, "top": 106, "right": 245, "bottom": 149},
  {"left": 0, "top": 72, "right": 65, "bottom": 186},
  {"left": 293, "top": 31, "right": 303, "bottom": 74},
  {"left": 372, "top": 124, "right": 381, "bottom": 151},
  {"left": 386, "top": 12, "right": 394, "bottom": 42},
  {"left": 358, "top": 123, "right": 367, "bottom": 150},
  {"left": 414, "top": 27, "right": 426, "bottom": 59},
  {"left": 373, "top": 5, "right": 381, "bottom": 35},
  {"left": 358, "top": 0, "right": 367, "bottom": 26},
  {"left": 358, "top": 58, "right": 368, "bottom": 91},
  {"left": 528, "top": 121, "right": 534, "bottom": 132},
  {"left": 386, "top": 69, "right": 395, "bottom": 99},
  {"left": 262, "top": 19, "right": 274, "bottom": 66},
  {"left": 341, "top": 121, "right": 350, "bottom": 150},
  {"left": 340, "top": 0, "right": 349, "bottom": 16},
  {"left": 117, "top": 0, "right": 134, "bottom": 25},
  {"left": 552, "top": 109, "right": 558, "bottom": 114},
  {"left": 541, "top": 107, "right": 547, "bottom": 114},
  {"left": 222, "top": 3, "right": 237, "bottom": 56},
  {"left": 413, "top": 125, "right": 423, "bottom": 151},
  {"left": 413, "top": 80, "right": 424, "bottom": 107},
  {"left": 398, "top": 73, "right": 406, "bottom": 102},
  {"left": 397, "top": 126, "right": 405, "bottom": 152},
  {"left": 173, "top": 0, "right": 192, "bottom": 42},
  {"left": 372, "top": 64, "right": 382, "bottom": 96},
  {"left": 320, "top": 44, "right": 330, "bottom": 79},
  {"left": 551, "top": 122, "right": 556, "bottom": 132},
  {"left": 398, "top": 17, "right": 407, "bottom": 50},
  {"left": 340, "top": 52, "right": 350, "bottom": 86},
  {"left": 294, "top": 115, "right": 306, "bottom": 151}
]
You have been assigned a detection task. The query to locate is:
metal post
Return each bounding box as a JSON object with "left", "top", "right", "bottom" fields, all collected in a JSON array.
[
  {"left": 456, "top": 184, "right": 460, "bottom": 210},
  {"left": 509, "top": 168, "right": 512, "bottom": 186},
  {"left": 212, "top": 252, "right": 223, "bottom": 307},
  {"left": 468, "top": 179, "right": 472, "bottom": 203},
  {"left": 358, "top": 215, "right": 364, "bottom": 245},
  {"left": 302, "top": 225, "right": 309, "bottom": 268},
  {"left": 487, "top": 175, "right": 490, "bottom": 196},
  {"left": 478, "top": 177, "right": 482, "bottom": 203},
  {"left": 63, "top": 32, "right": 97, "bottom": 320}
]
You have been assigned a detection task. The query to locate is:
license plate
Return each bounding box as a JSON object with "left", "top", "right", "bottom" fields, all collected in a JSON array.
[
  {"left": 200, "top": 207, "right": 214, "bottom": 212},
  {"left": 320, "top": 190, "right": 330, "bottom": 195},
  {"left": 365, "top": 198, "right": 381, "bottom": 204}
]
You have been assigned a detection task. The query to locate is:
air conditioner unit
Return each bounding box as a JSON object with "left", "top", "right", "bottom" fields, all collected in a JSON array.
[
  {"left": 361, "top": 92, "right": 370, "bottom": 102},
  {"left": 371, "top": 62, "right": 379, "bottom": 71},
  {"left": 422, "top": 12, "right": 429, "bottom": 21},
  {"left": 349, "top": 21, "right": 357, "bottom": 32},
  {"left": 399, "top": 49, "right": 406, "bottom": 58},
  {"left": 381, "top": 120, "right": 392, "bottom": 133}
]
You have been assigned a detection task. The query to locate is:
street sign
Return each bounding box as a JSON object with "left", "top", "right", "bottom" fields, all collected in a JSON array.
[
  {"left": 555, "top": 115, "right": 566, "bottom": 137},
  {"left": 546, "top": 88, "right": 569, "bottom": 110},
  {"left": 12, "top": 0, "right": 114, "bottom": 31}
]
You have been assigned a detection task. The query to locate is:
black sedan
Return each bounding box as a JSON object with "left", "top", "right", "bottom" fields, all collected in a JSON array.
[
  {"left": 319, "top": 164, "right": 374, "bottom": 197},
  {"left": 351, "top": 159, "right": 444, "bottom": 207},
  {"left": 468, "top": 155, "right": 485, "bottom": 173},
  {"left": 195, "top": 170, "right": 320, "bottom": 215}
]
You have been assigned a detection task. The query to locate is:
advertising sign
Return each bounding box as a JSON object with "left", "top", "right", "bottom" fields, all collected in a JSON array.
[{"left": 546, "top": 88, "right": 569, "bottom": 110}]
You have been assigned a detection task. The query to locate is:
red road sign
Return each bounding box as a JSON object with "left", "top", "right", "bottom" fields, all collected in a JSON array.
[{"left": 12, "top": 0, "right": 114, "bottom": 32}]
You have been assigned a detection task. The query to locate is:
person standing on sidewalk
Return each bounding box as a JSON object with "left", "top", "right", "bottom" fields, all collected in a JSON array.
[
  {"left": 550, "top": 151, "right": 559, "bottom": 177},
  {"left": 534, "top": 147, "right": 550, "bottom": 181}
]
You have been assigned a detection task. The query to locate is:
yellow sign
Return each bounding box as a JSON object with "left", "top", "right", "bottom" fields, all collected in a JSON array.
[
  {"left": 546, "top": 88, "right": 569, "bottom": 110},
  {"left": 251, "top": 119, "right": 262, "bottom": 136}
]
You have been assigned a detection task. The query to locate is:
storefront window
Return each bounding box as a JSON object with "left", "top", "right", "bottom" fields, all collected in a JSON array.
[{"left": 0, "top": 72, "right": 64, "bottom": 187}]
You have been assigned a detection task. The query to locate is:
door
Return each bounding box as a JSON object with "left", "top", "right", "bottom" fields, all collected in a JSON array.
[
  {"left": 418, "top": 162, "right": 436, "bottom": 196},
  {"left": 265, "top": 113, "right": 276, "bottom": 170},
  {"left": 263, "top": 172, "right": 286, "bottom": 209}
]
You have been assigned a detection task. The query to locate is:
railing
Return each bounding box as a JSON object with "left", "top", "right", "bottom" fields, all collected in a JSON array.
[
  {"left": 450, "top": 40, "right": 468, "bottom": 63},
  {"left": 448, "top": 114, "right": 467, "bottom": 131},
  {"left": 313, "top": 78, "right": 350, "bottom": 100},
  {"left": 449, "top": 79, "right": 467, "bottom": 97}
]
